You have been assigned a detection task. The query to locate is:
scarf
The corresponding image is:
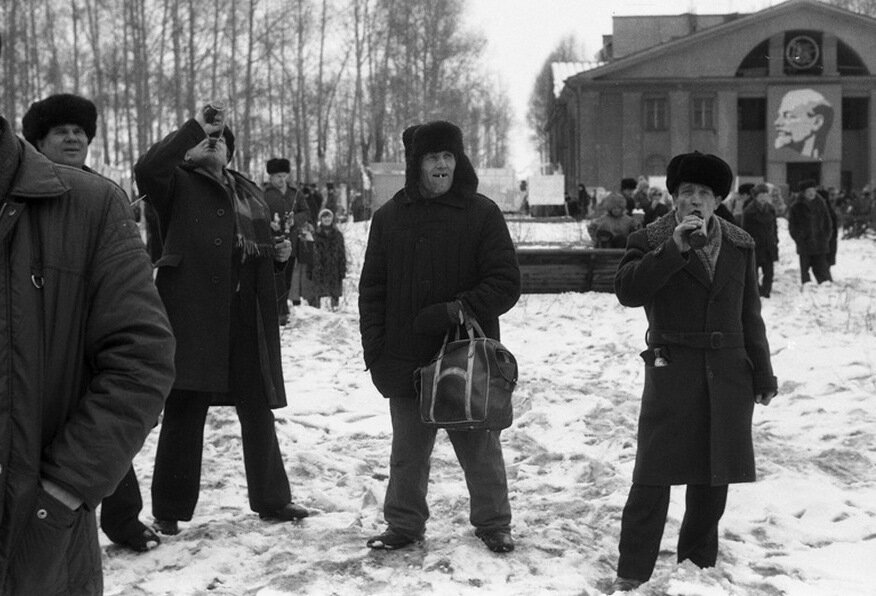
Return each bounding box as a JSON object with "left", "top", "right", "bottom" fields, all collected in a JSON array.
[
  {"left": 222, "top": 170, "right": 275, "bottom": 262},
  {"left": 693, "top": 216, "right": 722, "bottom": 281}
]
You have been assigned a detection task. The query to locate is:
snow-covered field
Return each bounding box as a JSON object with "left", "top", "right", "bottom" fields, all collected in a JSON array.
[{"left": 104, "top": 218, "right": 876, "bottom": 596}]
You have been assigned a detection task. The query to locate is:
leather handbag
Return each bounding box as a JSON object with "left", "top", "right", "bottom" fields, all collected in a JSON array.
[{"left": 415, "top": 311, "right": 518, "bottom": 431}]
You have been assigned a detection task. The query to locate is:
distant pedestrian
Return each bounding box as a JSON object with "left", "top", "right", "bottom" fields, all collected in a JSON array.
[
  {"left": 620, "top": 177, "right": 638, "bottom": 215},
  {"left": 588, "top": 193, "right": 639, "bottom": 248},
  {"left": 788, "top": 179, "right": 833, "bottom": 286},
  {"left": 312, "top": 208, "right": 347, "bottom": 310},
  {"left": 742, "top": 183, "right": 779, "bottom": 298}
]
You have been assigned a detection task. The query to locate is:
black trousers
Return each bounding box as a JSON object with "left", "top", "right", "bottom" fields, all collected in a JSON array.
[
  {"left": 383, "top": 397, "right": 511, "bottom": 539},
  {"left": 152, "top": 288, "right": 291, "bottom": 521},
  {"left": 99, "top": 466, "right": 144, "bottom": 541},
  {"left": 757, "top": 259, "right": 774, "bottom": 297},
  {"left": 799, "top": 254, "right": 832, "bottom": 284},
  {"left": 617, "top": 484, "right": 728, "bottom": 582},
  {"left": 151, "top": 389, "right": 292, "bottom": 520}
]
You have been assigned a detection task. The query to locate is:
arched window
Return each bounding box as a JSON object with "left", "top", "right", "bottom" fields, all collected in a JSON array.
[
  {"left": 837, "top": 39, "right": 868, "bottom": 75},
  {"left": 735, "top": 39, "right": 770, "bottom": 77}
]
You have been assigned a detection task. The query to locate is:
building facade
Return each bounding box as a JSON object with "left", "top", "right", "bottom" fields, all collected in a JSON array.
[{"left": 548, "top": 0, "right": 876, "bottom": 196}]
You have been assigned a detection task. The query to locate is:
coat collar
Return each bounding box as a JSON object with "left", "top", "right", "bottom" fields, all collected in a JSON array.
[
  {"left": 1, "top": 118, "right": 70, "bottom": 201},
  {"left": 645, "top": 210, "right": 754, "bottom": 290},
  {"left": 395, "top": 186, "right": 470, "bottom": 209}
]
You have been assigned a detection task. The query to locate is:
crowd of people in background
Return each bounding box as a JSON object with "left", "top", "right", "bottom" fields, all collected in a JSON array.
[{"left": 575, "top": 171, "right": 875, "bottom": 294}]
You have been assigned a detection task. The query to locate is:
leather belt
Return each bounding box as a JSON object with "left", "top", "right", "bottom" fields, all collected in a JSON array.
[{"left": 647, "top": 330, "right": 744, "bottom": 349}]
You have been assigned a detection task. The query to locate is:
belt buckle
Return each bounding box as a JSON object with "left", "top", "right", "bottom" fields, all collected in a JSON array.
[{"left": 709, "top": 332, "right": 724, "bottom": 349}]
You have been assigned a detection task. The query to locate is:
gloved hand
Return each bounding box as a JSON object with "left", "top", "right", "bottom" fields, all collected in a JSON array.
[{"left": 413, "top": 301, "right": 463, "bottom": 335}]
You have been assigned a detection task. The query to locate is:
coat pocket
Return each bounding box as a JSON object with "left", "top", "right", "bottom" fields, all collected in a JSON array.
[{"left": 8, "top": 487, "right": 94, "bottom": 595}]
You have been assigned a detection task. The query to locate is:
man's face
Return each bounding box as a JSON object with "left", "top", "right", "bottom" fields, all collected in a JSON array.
[
  {"left": 269, "top": 172, "right": 289, "bottom": 189},
  {"left": 186, "top": 136, "right": 227, "bottom": 170},
  {"left": 804, "top": 187, "right": 818, "bottom": 200},
  {"left": 755, "top": 191, "right": 770, "bottom": 206},
  {"left": 36, "top": 124, "right": 89, "bottom": 167},
  {"left": 673, "top": 182, "right": 718, "bottom": 221},
  {"left": 775, "top": 97, "right": 823, "bottom": 148},
  {"left": 419, "top": 150, "right": 455, "bottom": 198}
]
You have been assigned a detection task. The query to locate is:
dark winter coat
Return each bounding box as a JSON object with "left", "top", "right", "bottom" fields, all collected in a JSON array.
[
  {"left": 134, "top": 119, "right": 287, "bottom": 407},
  {"left": 312, "top": 225, "right": 346, "bottom": 298},
  {"left": 359, "top": 166, "right": 521, "bottom": 400},
  {"left": 788, "top": 196, "right": 833, "bottom": 256},
  {"left": 0, "top": 118, "right": 175, "bottom": 594},
  {"left": 742, "top": 200, "right": 779, "bottom": 264},
  {"left": 615, "top": 212, "right": 777, "bottom": 486}
]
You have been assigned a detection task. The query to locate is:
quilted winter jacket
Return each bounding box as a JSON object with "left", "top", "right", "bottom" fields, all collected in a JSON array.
[
  {"left": 0, "top": 119, "right": 175, "bottom": 595},
  {"left": 358, "top": 182, "right": 520, "bottom": 400}
]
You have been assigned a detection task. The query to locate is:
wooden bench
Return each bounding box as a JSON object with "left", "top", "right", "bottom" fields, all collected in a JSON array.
[{"left": 515, "top": 246, "right": 626, "bottom": 294}]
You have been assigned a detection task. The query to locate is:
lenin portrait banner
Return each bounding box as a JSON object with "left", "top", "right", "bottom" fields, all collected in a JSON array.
[{"left": 769, "top": 84, "right": 842, "bottom": 162}]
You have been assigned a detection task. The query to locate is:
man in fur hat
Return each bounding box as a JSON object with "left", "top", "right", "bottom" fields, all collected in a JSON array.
[
  {"left": 264, "top": 157, "right": 308, "bottom": 323},
  {"left": 0, "top": 36, "right": 175, "bottom": 594},
  {"left": 788, "top": 179, "right": 833, "bottom": 286},
  {"left": 22, "top": 93, "right": 165, "bottom": 554},
  {"left": 135, "top": 105, "right": 309, "bottom": 536},
  {"left": 610, "top": 152, "right": 777, "bottom": 591},
  {"left": 359, "top": 120, "right": 521, "bottom": 553}
]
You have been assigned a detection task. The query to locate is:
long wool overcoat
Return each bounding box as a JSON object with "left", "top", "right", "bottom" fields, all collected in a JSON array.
[
  {"left": 788, "top": 196, "right": 833, "bottom": 256},
  {"left": 135, "top": 119, "right": 286, "bottom": 407},
  {"left": 0, "top": 120, "right": 175, "bottom": 594},
  {"left": 615, "top": 213, "right": 777, "bottom": 486},
  {"left": 742, "top": 201, "right": 779, "bottom": 264}
]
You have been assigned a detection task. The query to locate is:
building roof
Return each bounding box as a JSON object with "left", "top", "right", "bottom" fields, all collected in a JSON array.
[
  {"left": 564, "top": 0, "right": 876, "bottom": 84},
  {"left": 550, "top": 62, "right": 601, "bottom": 98}
]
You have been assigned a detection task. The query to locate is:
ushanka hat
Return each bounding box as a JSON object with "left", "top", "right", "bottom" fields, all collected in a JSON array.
[
  {"left": 402, "top": 124, "right": 420, "bottom": 160},
  {"left": 403, "top": 120, "right": 478, "bottom": 197},
  {"left": 620, "top": 178, "right": 638, "bottom": 191},
  {"left": 666, "top": 151, "right": 733, "bottom": 199},
  {"left": 796, "top": 178, "right": 818, "bottom": 193},
  {"left": 22, "top": 94, "right": 98, "bottom": 146},
  {"left": 266, "top": 157, "right": 291, "bottom": 174}
]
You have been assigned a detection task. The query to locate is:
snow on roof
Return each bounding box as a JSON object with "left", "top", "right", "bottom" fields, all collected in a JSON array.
[{"left": 551, "top": 61, "right": 601, "bottom": 97}]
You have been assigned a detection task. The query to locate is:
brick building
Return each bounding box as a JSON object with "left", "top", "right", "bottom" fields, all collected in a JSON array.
[{"left": 547, "top": 0, "right": 876, "bottom": 196}]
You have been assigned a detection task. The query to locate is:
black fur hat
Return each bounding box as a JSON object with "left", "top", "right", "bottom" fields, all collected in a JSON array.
[
  {"left": 266, "top": 157, "right": 290, "bottom": 174},
  {"left": 738, "top": 182, "right": 755, "bottom": 196},
  {"left": 404, "top": 120, "right": 478, "bottom": 198},
  {"left": 621, "top": 177, "right": 638, "bottom": 191},
  {"left": 22, "top": 94, "right": 98, "bottom": 146},
  {"left": 796, "top": 178, "right": 818, "bottom": 193},
  {"left": 402, "top": 124, "right": 420, "bottom": 160},
  {"left": 666, "top": 151, "right": 733, "bottom": 199}
]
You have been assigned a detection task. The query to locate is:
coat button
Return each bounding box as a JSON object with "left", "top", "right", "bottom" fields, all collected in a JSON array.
[
  {"left": 211, "top": 275, "right": 220, "bottom": 284},
  {"left": 214, "top": 238, "right": 223, "bottom": 246},
  {"left": 217, "top": 208, "right": 225, "bottom": 216},
  {"left": 37, "top": 508, "right": 48, "bottom": 519}
]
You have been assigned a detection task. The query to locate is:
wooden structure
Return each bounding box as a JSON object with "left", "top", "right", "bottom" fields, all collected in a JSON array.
[{"left": 516, "top": 247, "right": 625, "bottom": 294}]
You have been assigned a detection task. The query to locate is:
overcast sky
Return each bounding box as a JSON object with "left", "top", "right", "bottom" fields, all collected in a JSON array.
[{"left": 465, "top": 0, "right": 786, "bottom": 176}]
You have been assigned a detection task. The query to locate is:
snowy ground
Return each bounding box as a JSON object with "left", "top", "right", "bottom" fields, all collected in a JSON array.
[{"left": 104, "top": 218, "right": 876, "bottom": 596}]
